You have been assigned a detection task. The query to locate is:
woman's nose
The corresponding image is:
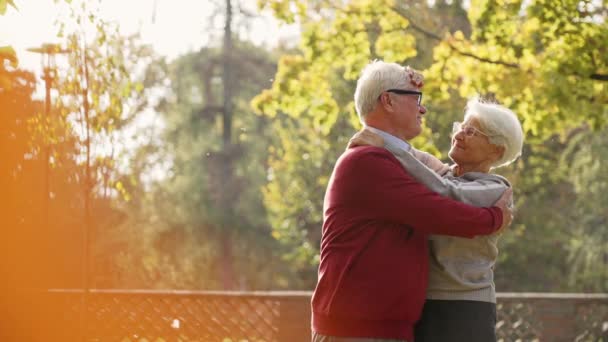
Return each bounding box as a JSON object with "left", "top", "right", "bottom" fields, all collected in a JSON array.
[{"left": 454, "top": 129, "right": 465, "bottom": 140}]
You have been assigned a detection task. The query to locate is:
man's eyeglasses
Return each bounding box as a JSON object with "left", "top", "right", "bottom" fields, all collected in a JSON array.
[
  {"left": 386, "top": 89, "right": 422, "bottom": 107},
  {"left": 452, "top": 122, "right": 491, "bottom": 137}
]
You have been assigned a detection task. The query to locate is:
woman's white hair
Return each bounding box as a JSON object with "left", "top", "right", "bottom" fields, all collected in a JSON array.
[
  {"left": 354, "top": 60, "right": 423, "bottom": 123},
  {"left": 464, "top": 97, "right": 524, "bottom": 168}
]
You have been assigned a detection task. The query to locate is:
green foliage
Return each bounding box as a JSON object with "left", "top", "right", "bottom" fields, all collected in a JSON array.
[
  {"left": 260, "top": 115, "right": 343, "bottom": 287},
  {"left": 5, "top": 0, "right": 607, "bottom": 292},
  {"left": 256, "top": 0, "right": 608, "bottom": 291},
  {"left": 494, "top": 140, "right": 573, "bottom": 291},
  {"left": 112, "top": 41, "right": 293, "bottom": 290},
  {"left": 426, "top": 0, "right": 607, "bottom": 140},
  {"left": 424, "top": 0, "right": 607, "bottom": 291},
  {"left": 19, "top": 0, "right": 158, "bottom": 288},
  {"left": 0, "top": 45, "right": 17, "bottom": 65},
  {"left": 559, "top": 128, "right": 608, "bottom": 291},
  {"left": 0, "top": 0, "right": 16, "bottom": 15},
  {"left": 0, "top": 45, "right": 18, "bottom": 90},
  {"left": 254, "top": 0, "right": 472, "bottom": 286}
]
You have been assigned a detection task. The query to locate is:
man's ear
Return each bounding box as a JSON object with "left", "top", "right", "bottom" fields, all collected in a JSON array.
[{"left": 379, "top": 92, "right": 394, "bottom": 112}]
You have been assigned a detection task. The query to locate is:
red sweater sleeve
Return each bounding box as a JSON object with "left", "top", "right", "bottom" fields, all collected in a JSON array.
[{"left": 327, "top": 146, "right": 502, "bottom": 237}]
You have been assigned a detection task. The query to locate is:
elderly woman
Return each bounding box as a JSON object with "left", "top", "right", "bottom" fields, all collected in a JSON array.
[{"left": 349, "top": 97, "right": 524, "bottom": 342}]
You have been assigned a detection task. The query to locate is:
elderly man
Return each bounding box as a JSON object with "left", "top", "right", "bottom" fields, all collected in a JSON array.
[{"left": 311, "top": 60, "right": 513, "bottom": 342}]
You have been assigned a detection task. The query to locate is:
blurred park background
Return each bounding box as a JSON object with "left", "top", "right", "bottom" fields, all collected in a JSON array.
[{"left": 1, "top": 0, "right": 607, "bottom": 301}]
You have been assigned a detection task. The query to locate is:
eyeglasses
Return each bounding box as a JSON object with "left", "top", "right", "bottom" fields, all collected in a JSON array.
[
  {"left": 386, "top": 89, "right": 422, "bottom": 106},
  {"left": 452, "top": 121, "right": 491, "bottom": 137}
]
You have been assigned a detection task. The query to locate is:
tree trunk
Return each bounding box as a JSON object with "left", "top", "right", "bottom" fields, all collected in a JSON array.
[{"left": 219, "top": 0, "right": 235, "bottom": 291}]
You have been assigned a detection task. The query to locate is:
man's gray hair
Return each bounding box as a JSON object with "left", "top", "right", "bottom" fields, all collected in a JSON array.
[
  {"left": 354, "top": 60, "right": 424, "bottom": 123},
  {"left": 464, "top": 97, "right": 524, "bottom": 168}
]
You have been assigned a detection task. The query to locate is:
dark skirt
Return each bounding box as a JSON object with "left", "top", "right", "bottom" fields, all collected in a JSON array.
[{"left": 414, "top": 299, "right": 497, "bottom": 342}]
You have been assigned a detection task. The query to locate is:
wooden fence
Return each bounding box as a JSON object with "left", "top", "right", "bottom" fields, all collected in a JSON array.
[{"left": 2, "top": 290, "right": 607, "bottom": 341}]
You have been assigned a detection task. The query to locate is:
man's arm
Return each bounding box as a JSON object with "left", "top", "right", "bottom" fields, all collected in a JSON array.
[{"left": 333, "top": 147, "right": 506, "bottom": 238}]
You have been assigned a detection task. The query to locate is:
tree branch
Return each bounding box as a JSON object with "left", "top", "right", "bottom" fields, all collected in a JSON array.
[
  {"left": 391, "top": 6, "right": 520, "bottom": 69},
  {"left": 590, "top": 73, "right": 608, "bottom": 81},
  {"left": 391, "top": 6, "right": 608, "bottom": 81},
  {"left": 453, "top": 49, "right": 520, "bottom": 68}
]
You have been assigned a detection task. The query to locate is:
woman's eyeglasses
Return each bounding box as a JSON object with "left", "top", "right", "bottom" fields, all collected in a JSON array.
[{"left": 452, "top": 122, "right": 491, "bottom": 137}]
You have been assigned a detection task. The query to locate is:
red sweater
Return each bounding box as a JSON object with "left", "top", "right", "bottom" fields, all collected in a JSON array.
[{"left": 311, "top": 146, "right": 502, "bottom": 340}]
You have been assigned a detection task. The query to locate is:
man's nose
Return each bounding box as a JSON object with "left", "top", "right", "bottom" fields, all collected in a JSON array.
[{"left": 419, "top": 104, "right": 427, "bottom": 114}]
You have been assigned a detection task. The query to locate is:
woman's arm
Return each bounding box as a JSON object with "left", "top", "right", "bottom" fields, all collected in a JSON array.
[
  {"left": 385, "top": 142, "right": 509, "bottom": 207},
  {"left": 348, "top": 129, "right": 450, "bottom": 174},
  {"left": 348, "top": 128, "right": 509, "bottom": 207},
  {"left": 409, "top": 149, "right": 450, "bottom": 175}
]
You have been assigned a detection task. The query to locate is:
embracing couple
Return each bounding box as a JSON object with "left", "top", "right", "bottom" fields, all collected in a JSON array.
[{"left": 311, "top": 60, "right": 524, "bottom": 342}]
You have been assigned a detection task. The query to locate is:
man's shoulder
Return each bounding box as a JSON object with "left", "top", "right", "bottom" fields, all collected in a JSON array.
[
  {"left": 343, "top": 146, "right": 393, "bottom": 160},
  {"left": 337, "top": 146, "right": 402, "bottom": 171}
]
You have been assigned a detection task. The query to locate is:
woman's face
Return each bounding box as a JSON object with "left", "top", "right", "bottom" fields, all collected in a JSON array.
[{"left": 448, "top": 117, "right": 503, "bottom": 171}]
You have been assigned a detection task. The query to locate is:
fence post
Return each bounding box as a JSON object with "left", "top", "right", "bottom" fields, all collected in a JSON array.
[{"left": 278, "top": 292, "right": 312, "bottom": 342}]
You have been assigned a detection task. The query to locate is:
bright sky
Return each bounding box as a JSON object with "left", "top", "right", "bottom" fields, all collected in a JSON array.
[
  {"left": 1, "top": 0, "right": 299, "bottom": 182},
  {"left": 1, "top": 0, "right": 299, "bottom": 74}
]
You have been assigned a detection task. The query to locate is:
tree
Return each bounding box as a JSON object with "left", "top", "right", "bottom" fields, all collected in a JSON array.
[
  {"left": 0, "top": 37, "right": 82, "bottom": 342},
  {"left": 7, "top": 0, "right": 156, "bottom": 289},
  {"left": 253, "top": 0, "right": 472, "bottom": 287},
  {"left": 560, "top": 127, "right": 608, "bottom": 291},
  {"left": 422, "top": 0, "right": 607, "bottom": 291},
  {"left": 0, "top": 0, "right": 16, "bottom": 14},
  {"left": 0, "top": 0, "right": 18, "bottom": 89},
  {"left": 423, "top": 0, "right": 607, "bottom": 139},
  {"left": 0, "top": 62, "right": 45, "bottom": 289},
  {"left": 255, "top": 0, "right": 608, "bottom": 290},
  {"left": 110, "top": 37, "right": 292, "bottom": 290}
]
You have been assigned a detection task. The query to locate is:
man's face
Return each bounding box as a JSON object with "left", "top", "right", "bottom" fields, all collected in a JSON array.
[{"left": 386, "top": 90, "right": 426, "bottom": 140}]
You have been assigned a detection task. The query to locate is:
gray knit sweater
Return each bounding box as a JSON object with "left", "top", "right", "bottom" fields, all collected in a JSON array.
[{"left": 385, "top": 142, "right": 510, "bottom": 303}]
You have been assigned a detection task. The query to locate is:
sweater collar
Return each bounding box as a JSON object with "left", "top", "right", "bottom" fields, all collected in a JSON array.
[{"left": 364, "top": 125, "right": 412, "bottom": 152}]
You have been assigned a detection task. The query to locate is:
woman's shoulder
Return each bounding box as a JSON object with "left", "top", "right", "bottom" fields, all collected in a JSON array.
[{"left": 452, "top": 172, "right": 511, "bottom": 187}]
